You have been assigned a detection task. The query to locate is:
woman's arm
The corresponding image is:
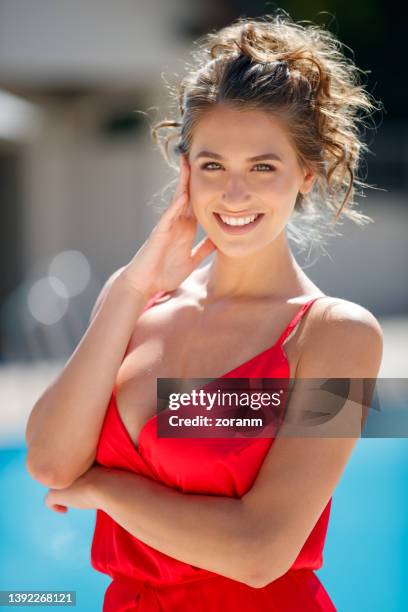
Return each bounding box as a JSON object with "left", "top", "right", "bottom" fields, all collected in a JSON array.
[
  {"left": 240, "top": 301, "right": 383, "bottom": 587},
  {"left": 45, "top": 466, "right": 266, "bottom": 588},
  {"left": 25, "top": 268, "right": 150, "bottom": 489}
]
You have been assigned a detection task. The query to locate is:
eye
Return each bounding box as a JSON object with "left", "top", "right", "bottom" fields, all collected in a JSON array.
[
  {"left": 200, "top": 161, "right": 276, "bottom": 172},
  {"left": 200, "top": 161, "right": 223, "bottom": 171},
  {"left": 253, "top": 163, "right": 276, "bottom": 172}
]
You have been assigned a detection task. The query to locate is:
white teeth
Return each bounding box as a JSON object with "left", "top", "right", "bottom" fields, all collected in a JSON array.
[{"left": 219, "top": 213, "right": 259, "bottom": 226}]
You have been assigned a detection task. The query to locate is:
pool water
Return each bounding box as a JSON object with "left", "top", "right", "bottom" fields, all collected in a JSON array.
[
  {"left": 0, "top": 448, "right": 110, "bottom": 611},
  {"left": 1, "top": 439, "right": 407, "bottom": 611}
]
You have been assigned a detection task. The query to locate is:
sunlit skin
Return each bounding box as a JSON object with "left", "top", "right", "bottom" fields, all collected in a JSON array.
[{"left": 187, "top": 104, "right": 316, "bottom": 300}]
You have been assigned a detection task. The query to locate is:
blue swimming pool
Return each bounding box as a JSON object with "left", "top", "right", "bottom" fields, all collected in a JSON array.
[
  {"left": 1, "top": 439, "right": 407, "bottom": 611},
  {"left": 0, "top": 448, "right": 109, "bottom": 611}
]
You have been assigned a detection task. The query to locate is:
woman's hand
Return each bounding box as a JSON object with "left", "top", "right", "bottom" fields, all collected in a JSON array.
[
  {"left": 119, "top": 153, "right": 217, "bottom": 299},
  {"left": 44, "top": 465, "right": 109, "bottom": 513}
]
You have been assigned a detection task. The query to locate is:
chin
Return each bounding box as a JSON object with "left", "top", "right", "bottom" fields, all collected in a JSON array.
[{"left": 213, "top": 240, "right": 269, "bottom": 258}]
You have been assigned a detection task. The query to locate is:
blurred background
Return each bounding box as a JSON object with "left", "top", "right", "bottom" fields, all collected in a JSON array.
[{"left": 0, "top": 1, "right": 407, "bottom": 611}]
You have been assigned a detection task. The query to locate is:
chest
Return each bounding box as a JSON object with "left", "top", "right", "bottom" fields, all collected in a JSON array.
[{"left": 115, "top": 306, "right": 297, "bottom": 448}]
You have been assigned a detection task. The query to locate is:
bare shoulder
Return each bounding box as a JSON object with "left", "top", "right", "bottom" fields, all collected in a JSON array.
[
  {"left": 297, "top": 297, "right": 384, "bottom": 378},
  {"left": 309, "top": 296, "right": 383, "bottom": 334}
]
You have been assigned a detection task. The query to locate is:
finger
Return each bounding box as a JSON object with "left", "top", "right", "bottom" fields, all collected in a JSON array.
[
  {"left": 170, "top": 187, "right": 189, "bottom": 212},
  {"left": 187, "top": 201, "right": 198, "bottom": 223},
  {"left": 52, "top": 504, "right": 68, "bottom": 513},
  {"left": 184, "top": 201, "right": 195, "bottom": 220},
  {"left": 45, "top": 489, "right": 60, "bottom": 505},
  {"left": 161, "top": 155, "right": 191, "bottom": 222},
  {"left": 173, "top": 154, "right": 190, "bottom": 201},
  {"left": 157, "top": 190, "right": 189, "bottom": 231},
  {"left": 45, "top": 490, "right": 68, "bottom": 513},
  {"left": 191, "top": 236, "right": 217, "bottom": 267},
  {"left": 154, "top": 157, "right": 192, "bottom": 231},
  {"left": 178, "top": 154, "right": 190, "bottom": 193}
]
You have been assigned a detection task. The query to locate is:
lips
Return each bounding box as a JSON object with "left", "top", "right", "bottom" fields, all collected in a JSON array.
[
  {"left": 213, "top": 212, "right": 265, "bottom": 235},
  {"left": 216, "top": 211, "right": 261, "bottom": 217}
]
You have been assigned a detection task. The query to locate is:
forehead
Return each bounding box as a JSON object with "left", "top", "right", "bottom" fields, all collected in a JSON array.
[{"left": 190, "top": 104, "right": 292, "bottom": 157}]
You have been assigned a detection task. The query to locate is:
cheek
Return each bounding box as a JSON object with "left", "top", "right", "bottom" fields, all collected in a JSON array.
[
  {"left": 261, "top": 172, "right": 299, "bottom": 200},
  {"left": 262, "top": 171, "right": 286, "bottom": 189},
  {"left": 189, "top": 172, "right": 217, "bottom": 209},
  {"left": 190, "top": 171, "right": 214, "bottom": 192}
]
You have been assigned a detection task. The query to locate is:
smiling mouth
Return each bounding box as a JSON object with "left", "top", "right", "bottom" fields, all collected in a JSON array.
[{"left": 213, "top": 212, "right": 265, "bottom": 234}]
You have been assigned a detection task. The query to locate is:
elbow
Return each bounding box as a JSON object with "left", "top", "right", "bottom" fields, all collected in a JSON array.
[
  {"left": 241, "top": 572, "right": 270, "bottom": 590},
  {"left": 239, "top": 531, "right": 291, "bottom": 589},
  {"left": 244, "top": 561, "right": 290, "bottom": 590},
  {"left": 245, "top": 568, "right": 289, "bottom": 589},
  {"left": 25, "top": 452, "right": 75, "bottom": 489}
]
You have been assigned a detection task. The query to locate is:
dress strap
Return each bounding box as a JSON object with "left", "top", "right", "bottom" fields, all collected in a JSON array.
[{"left": 275, "top": 295, "right": 327, "bottom": 347}]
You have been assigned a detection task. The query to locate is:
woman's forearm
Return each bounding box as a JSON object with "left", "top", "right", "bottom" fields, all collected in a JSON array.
[{"left": 92, "top": 469, "right": 259, "bottom": 585}]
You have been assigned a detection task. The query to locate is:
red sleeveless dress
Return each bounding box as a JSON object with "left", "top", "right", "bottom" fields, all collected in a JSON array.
[{"left": 91, "top": 293, "right": 336, "bottom": 611}]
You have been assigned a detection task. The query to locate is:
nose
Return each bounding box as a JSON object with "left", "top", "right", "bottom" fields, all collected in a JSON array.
[{"left": 221, "top": 174, "right": 251, "bottom": 206}]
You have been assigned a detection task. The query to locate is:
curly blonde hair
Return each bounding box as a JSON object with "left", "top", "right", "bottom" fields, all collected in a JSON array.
[{"left": 151, "top": 10, "right": 382, "bottom": 255}]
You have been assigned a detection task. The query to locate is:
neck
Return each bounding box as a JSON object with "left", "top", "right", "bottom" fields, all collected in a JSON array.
[{"left": 198, "top": 231, "right": 307, "bottom": 302}]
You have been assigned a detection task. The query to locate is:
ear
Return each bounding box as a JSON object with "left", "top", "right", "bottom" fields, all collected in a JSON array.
[{"left": 299, "top": 169, "right": 316, "bottom": 195}]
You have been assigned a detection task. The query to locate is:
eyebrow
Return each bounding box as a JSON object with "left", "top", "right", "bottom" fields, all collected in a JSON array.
[{"left": 194, "top": 150, "right": 283, "bottom": 163}]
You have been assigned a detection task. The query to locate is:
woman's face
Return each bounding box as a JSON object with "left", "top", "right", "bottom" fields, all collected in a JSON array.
[{"left": 188, "top": 104, "right": 315, "bottom": 256}]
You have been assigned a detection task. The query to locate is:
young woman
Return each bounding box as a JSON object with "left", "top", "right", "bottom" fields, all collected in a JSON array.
[{"left": 26, "top": 12, "right": 383, "bottom": 611}]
